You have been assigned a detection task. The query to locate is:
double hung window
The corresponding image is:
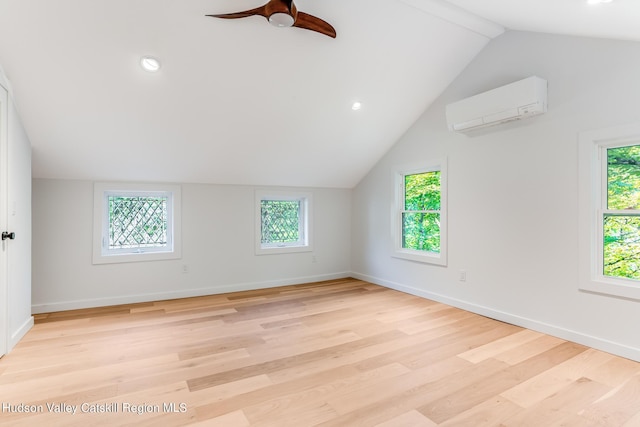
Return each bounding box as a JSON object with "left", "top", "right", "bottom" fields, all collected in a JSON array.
[
  {"left": 579, "top": 124, "right": 640, "bottom": 300},
  {"left": 393, "top": 160, "right": 447, "bottom": 265},
  {"left": 599, "top": 143, "right": 640, "bottom": 281}
]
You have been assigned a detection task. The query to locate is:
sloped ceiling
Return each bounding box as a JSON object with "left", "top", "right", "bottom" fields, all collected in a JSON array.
[
  {"left": 445, "top": 0, "right": 640, "bottom": 42},
  {"left": 0, "top": 0, "right": 638, "bottom": 188},
  {"left": 0, "top": 0, "right": 497, "bottom": 188}
]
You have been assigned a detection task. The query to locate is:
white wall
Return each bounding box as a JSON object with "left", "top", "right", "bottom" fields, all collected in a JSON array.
[
  {"left": 351, "top": 31, "right": 640, "bottom": 361},
  {"left": 32, "top": 180, "right": 351, "bottom": 312}
]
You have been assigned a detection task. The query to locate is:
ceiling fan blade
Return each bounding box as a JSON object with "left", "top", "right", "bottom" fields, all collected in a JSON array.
[
  {"left": 206, "top": 6, "right": 268, "bottom": 20},
  {"left": 294, "top": 11, "right": 336, "bottom": 38}
]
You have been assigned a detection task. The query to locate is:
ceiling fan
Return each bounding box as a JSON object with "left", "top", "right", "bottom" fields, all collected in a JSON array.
[{"left": 207, "top": 0, "right": 336, "bottom": 38}]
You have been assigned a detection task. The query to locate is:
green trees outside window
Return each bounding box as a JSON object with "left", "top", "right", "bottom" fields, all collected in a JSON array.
[
  {"left": 604, "top": 144, "right": 640, "bottom": 280},
  {"left": 402, "top": 171, "right": 441, "bottom": 253}
]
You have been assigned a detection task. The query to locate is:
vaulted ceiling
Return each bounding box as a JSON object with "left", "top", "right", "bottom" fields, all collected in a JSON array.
[{"left": 0, "top": 0, "right": 639, "bottom": 188}]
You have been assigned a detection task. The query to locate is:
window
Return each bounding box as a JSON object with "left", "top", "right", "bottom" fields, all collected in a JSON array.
[
  {"left": 393, "top": 159, "right": 447, "bottom": 265},
  {"left": 255, "top": 190, "right": 312, "bottom": 255},
  {"left": 602, "top": 144, "right": 640, "bottom": 281},
  {"left": 579, "top": 123, "right": 640, "bottom": 300},
  {"left": 93, "top": 183, "right": 181, "bottom": 264}
]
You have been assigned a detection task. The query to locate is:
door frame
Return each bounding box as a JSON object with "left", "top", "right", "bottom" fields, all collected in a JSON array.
[{"left": 0, "top": 81, "right": 8, "bottom": 357}]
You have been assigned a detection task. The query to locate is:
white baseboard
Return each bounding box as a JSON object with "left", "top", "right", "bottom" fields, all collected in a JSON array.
[
  {"left": 351, "top": 271, "right": 640, "bottom": 363},
  {"left": 9, "top": 315, "right": 34, "bottom": 352},
  {"left": 31, "top": 272, "right": 352, "bottom": 314}
]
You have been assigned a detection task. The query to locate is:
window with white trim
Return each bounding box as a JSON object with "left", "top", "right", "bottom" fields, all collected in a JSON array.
[
  {"left": 393, "top": 159, "right": 447, "bottom": 265},
  {"left": 579, "top": 124, "right": 640, "bottom": 300},
  {"left": 255, "top": 190, "right": 312, "bottom": 255},
  {"left": 601, "top": 143, "right": 640, "bottom": 281},
  {"left": 93, "top": 183, "right": 181, "bottom": 264}
]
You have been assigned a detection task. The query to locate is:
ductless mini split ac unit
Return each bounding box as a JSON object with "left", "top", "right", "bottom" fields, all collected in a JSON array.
[{"left": 445, "top": 76, "right": 548, "bottom": 132}]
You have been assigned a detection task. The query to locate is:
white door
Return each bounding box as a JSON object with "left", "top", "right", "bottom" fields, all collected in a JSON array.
[{"left": 0, "top": 82, "right": 8, "bottom": 357}]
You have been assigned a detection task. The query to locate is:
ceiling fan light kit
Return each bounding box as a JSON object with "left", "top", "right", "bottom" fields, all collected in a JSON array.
[
  {"left": 269, "top": 12, "right": 295, "bottom": 28},
  {"left": 207, "top": 0, "right": 336, "bottom": 38}
]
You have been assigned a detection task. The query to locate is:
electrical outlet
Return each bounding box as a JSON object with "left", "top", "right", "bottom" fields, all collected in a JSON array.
[
  {"left": 459, "top": 270, "right": 467, "bottom": 282},
  {"left": 182, "top": 264, "right": 188, "bottom": 274},
  {"left": 312, "top": 255, "right": 317, "bottom": 263}
]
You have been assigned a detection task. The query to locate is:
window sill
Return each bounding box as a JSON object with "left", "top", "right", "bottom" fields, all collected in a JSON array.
[
  {"left": 255, "top": 245, "right": 312, "bottom": 256},
  {"left": 92, "top": 249, "right": 181, "bottom": 265},
  {"left": 393, "top": 249, "right": 447, "bottom": 266},
  {"left": 579, "top": 276, "right": 640, "bottom": 301}
]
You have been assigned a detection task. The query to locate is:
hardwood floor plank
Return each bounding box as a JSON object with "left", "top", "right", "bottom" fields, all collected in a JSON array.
[
  {"left": 244, "top": 363, "right": 412, "bottom": 425},
  {"left": 500, "top": 348, "right": 614, "bottom": 407},
  {"left": 438, "top": 395, "right": 523, "bottom": 427},
  {"left": 584, "top": 355, "right": 640, "bottom": 388},
  {"left": 191, "top": 364, "right": 363, "bottom": 422},
  {"left": 264, "top": 327, "right": 457, "bottom": 384},
  {"left": 320, "top": 358, "right": 507, "bottom": 426},
  {"left": 418, "top": 342, "right": 589, "bottom": 423},
  {"left": 374, "top": 409, "right": 437, "bottom": 426},
  {"left": 578, "top": 373, "right": 640, "bottom": 425},
  {"left": 187, "top": 330, "right": 406, "bottom": 392},
  {"left": 500, "top": 377, "right": 610, "bottom": 426},
  {"left": 191, "top": 410, "right": 250, "bottom": 427},
  {"left": 457, "top": 329, "right": 544, "bottom": 363},
  {"left": 400, "top": 321, "right": 522, "bottom": 370},
  {"left": 493, "top": 333, "right": 567, "bottom": 365},
  {"left": 177, "top": 335, "right": 266, "bottom": 361},
  {"left": 622, "top": 411, "right": 640, "bottom": 426},
  {"left": 1, "top": 278, "right": 639, "bottom": 426}
]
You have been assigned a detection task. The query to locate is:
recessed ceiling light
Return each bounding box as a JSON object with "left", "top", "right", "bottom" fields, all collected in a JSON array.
[
  {"left": 352, "top": 102, "right": 362, "bottom": 111},
  {"left": 140, "top": 56, "right": 161, "bottom": 73},
  {"left": 587, "top": 0, "right": 612, "bottom": 4}
]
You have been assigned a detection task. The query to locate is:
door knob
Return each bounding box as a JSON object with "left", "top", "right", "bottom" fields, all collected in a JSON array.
[{"left": 1, "top": 232, "right": 15, "bottom": 240}]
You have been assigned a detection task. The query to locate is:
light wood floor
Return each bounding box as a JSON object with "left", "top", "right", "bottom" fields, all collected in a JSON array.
[{"left": 2, "top": 278, "right": 640, "bottom": 426}]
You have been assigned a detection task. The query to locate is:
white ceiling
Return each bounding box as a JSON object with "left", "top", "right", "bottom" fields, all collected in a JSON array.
[
  {"left": 446, "top": 0, "right": 640, "bottom": 42},
  {"left": 0, "top": 0, "right": 638, "bottom": 188}
]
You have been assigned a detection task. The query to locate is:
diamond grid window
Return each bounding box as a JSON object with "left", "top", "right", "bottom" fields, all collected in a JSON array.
[
  {"left": 261, "top": 200, "right": 301, "bottom": 245},
  {"left": 108, "top": 195, "right": 168, "bottom": 250},
  {"left": 93, "top": 183, "right": 181, "bottom": 264},
  {"left": 255, "top": 190, "right": 312, "bottom": 254}
]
